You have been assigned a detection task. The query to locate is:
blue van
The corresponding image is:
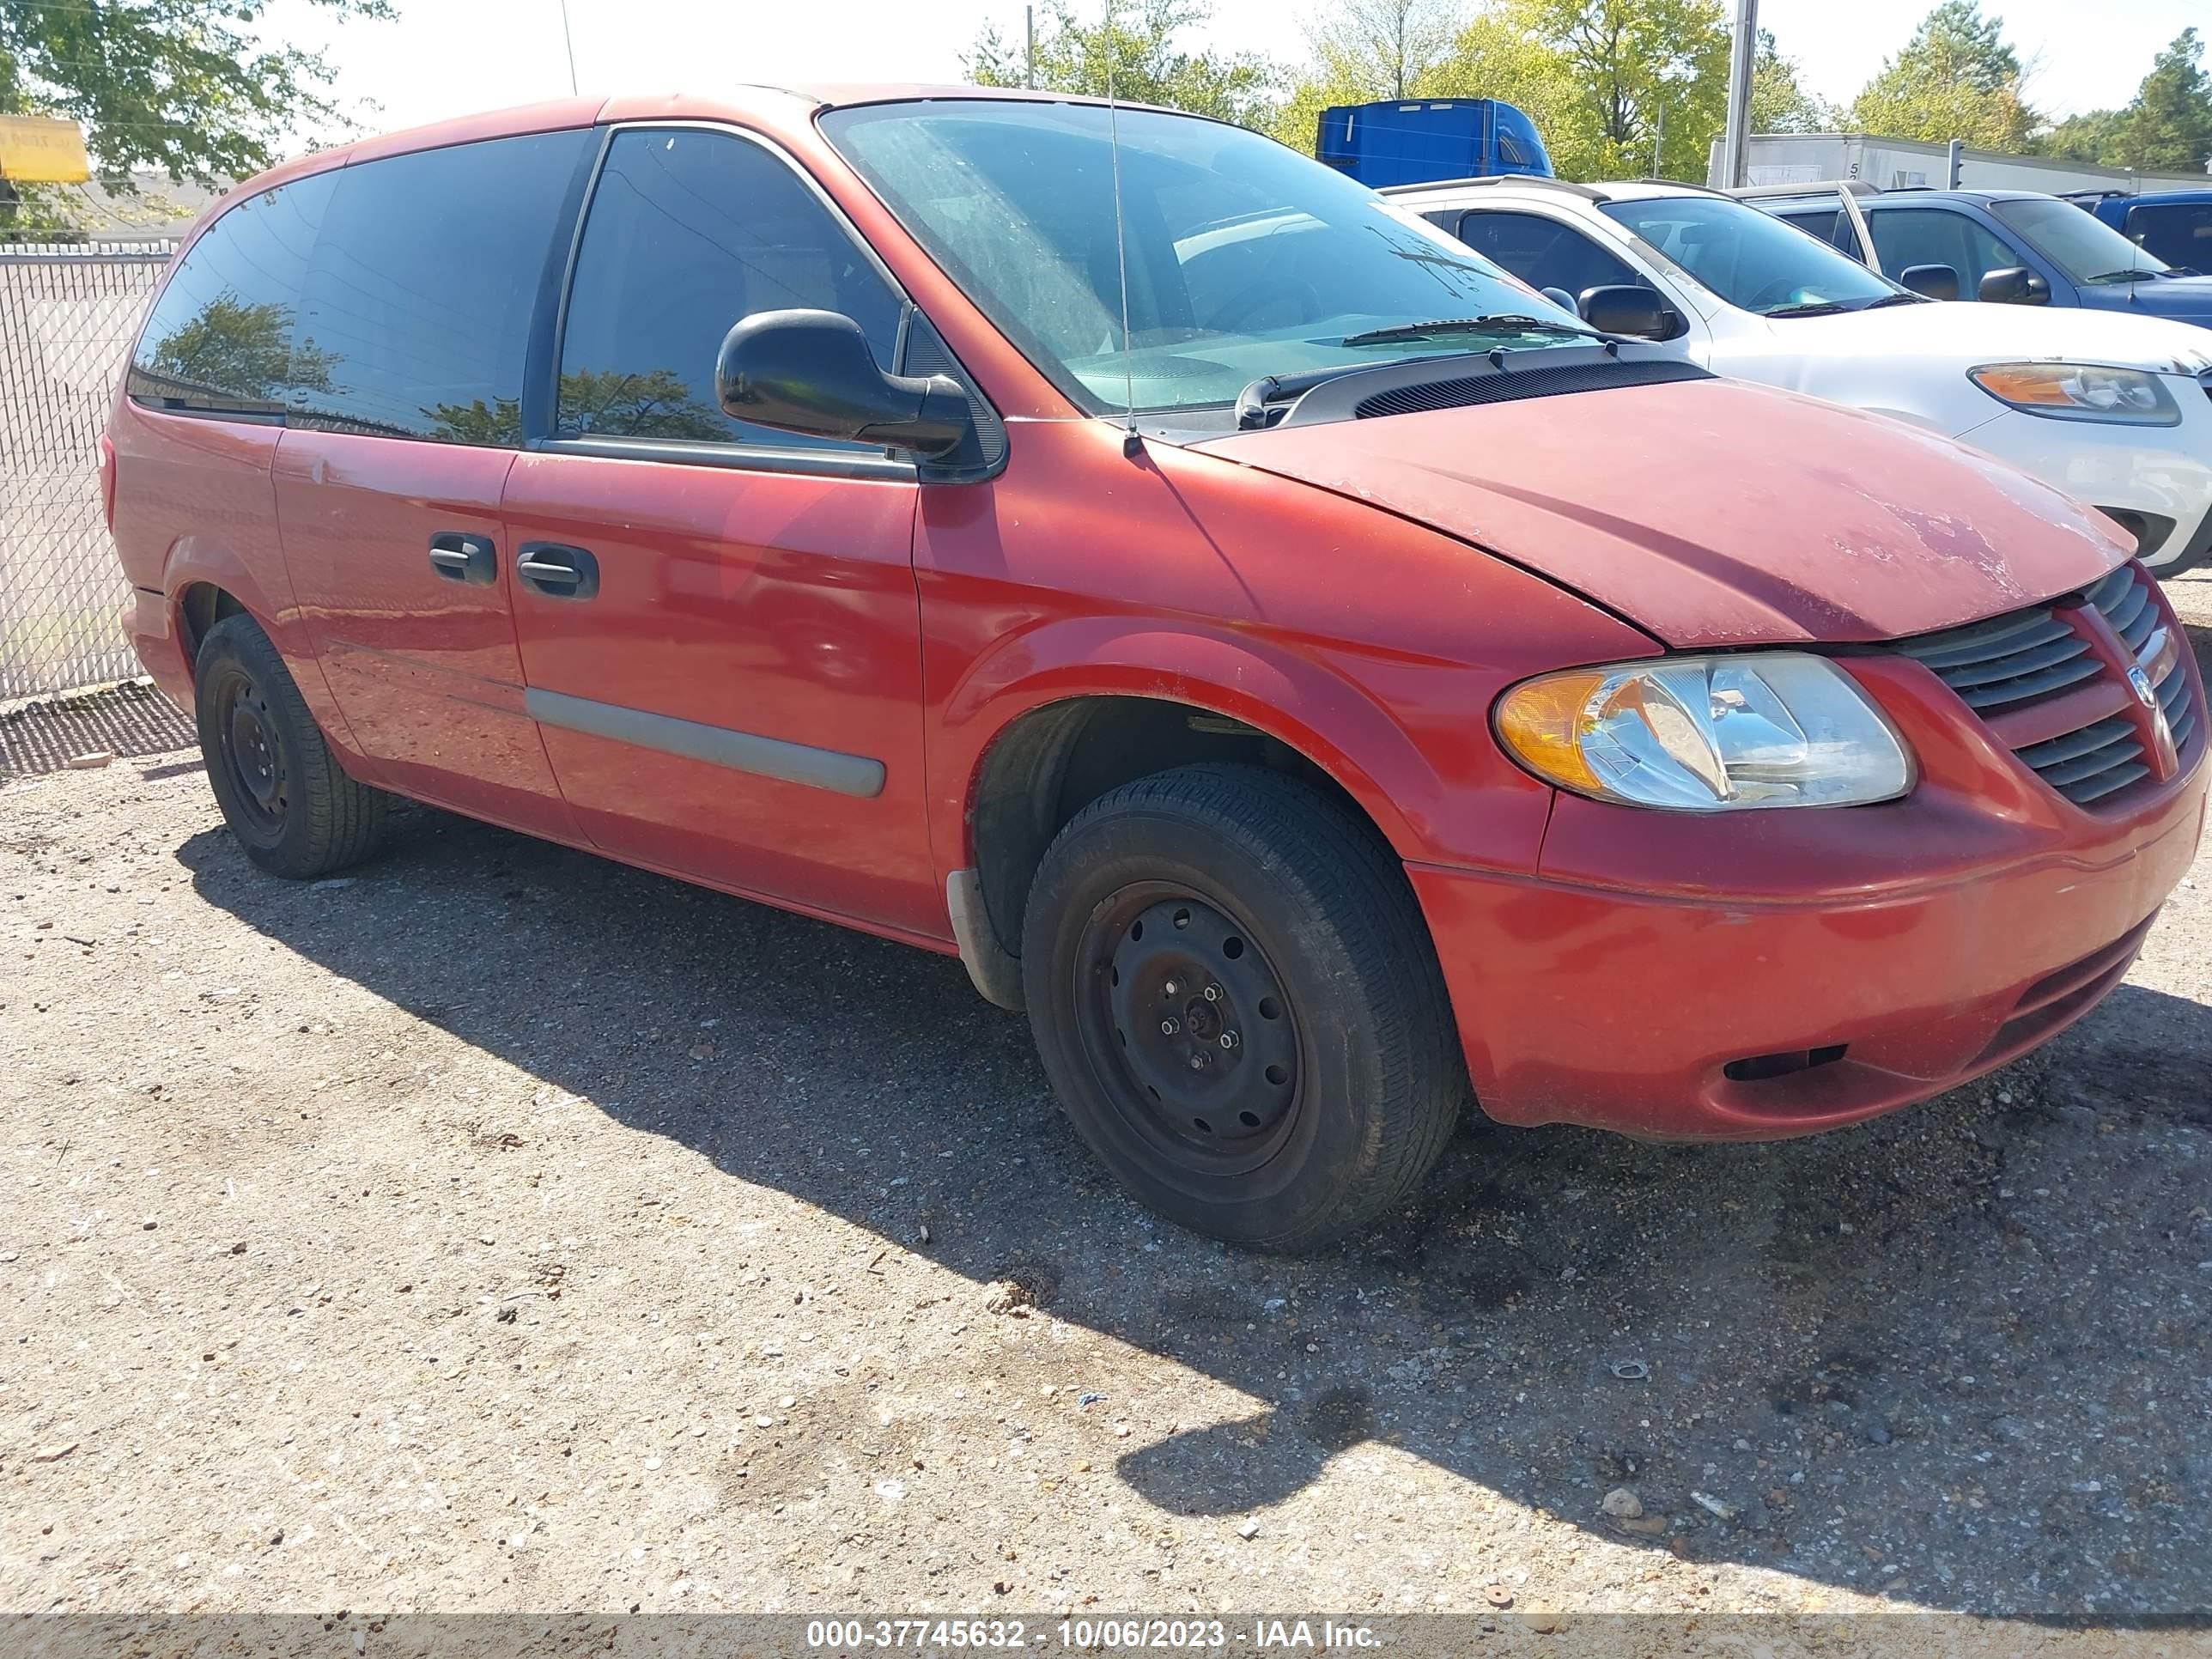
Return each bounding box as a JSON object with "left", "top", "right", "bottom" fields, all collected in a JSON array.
[
  {"left": 2072, "top": 189, "right": 2212, "bottom": 275},
  {"left": 1316, "top": 99, "right": 1553, "bottom": 190}
]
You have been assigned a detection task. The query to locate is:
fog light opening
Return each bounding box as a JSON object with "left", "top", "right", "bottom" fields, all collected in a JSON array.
[{"left": 1723, "top": 1043, "right": 1849, "bottom": 1084}]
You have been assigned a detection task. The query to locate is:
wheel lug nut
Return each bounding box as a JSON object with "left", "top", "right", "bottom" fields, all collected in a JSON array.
[
  {"left": 1203, "top": 983, "right": 1222, "bottom": 1003},
  {"left": 1160, "top": 1018, "right": 1180, "bottom": 1036},
  {"left": 1219, "top": 1031, "right": 1238, "bottom": 1050},
  {"left": 1163, "top": 979, "right": 1181, "bottom": 998},
  {"left": 1188, "top": 1054, "right": 1208, "bottom": 1071}
]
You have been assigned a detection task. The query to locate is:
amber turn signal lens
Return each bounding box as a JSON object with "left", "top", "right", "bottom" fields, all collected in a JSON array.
[{"left": 1494, "top": 672, "right": 1607, "bottom": 793}]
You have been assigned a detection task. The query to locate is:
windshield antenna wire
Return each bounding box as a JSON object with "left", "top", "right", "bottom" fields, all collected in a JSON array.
[{"left": 1103, "top": 2, "right": 1141, "bottom": 458}]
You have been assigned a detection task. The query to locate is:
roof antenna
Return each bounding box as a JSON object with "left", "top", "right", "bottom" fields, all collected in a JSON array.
[{"left": 1103, "top": 0, "right": 1142, "bottom": 459}]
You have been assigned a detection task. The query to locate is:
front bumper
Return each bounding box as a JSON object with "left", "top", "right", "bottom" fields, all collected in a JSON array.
[{"left": 1412, "top": 641, "right": 2209, "bottom": 1140}]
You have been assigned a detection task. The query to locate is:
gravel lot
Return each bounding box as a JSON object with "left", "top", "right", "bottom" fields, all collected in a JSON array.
[{"left": 2, "top": 574, "right": 2208, "bottom": 1626}]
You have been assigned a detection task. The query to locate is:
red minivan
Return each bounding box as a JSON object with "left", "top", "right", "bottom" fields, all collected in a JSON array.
[{"left": 105, "top": 89, "right": 2207, "bottom": 1250}]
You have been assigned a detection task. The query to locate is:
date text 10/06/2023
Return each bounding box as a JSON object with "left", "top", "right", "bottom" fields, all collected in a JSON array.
[{"left": 805, "top": 1618, "right": 1384, "bottom": 1650}]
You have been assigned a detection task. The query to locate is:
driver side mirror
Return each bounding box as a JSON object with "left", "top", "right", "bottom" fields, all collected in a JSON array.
[
  {"left": 1899, "top": 263, "right": 1960, "bottom": 301},
  {"left": 1976, "top": 266, "right": 2051, "bottom": 306},
  {"left": 1578, "top": 284, "right": 1671, "bottom": 339},
  {"left": 716, "top": 309, "right": 972, "bottom": 459}
]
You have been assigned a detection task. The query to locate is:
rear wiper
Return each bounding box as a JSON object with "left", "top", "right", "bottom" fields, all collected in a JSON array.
[
  {"left": 1340, "top": 314, "right": 1602, "bottom": 346},
  {"left": 1765, "top": 300, "right": 1850, "bottom": 318}
]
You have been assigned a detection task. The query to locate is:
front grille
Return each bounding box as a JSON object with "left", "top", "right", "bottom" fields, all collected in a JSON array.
[{"left": 1887, "top": 561, "right": 2202, "bottom": 809}]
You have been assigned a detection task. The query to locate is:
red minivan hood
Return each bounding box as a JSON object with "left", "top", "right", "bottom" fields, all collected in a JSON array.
[{"left": 1194, "top": 378, "right": 2129, "bottom": 648}]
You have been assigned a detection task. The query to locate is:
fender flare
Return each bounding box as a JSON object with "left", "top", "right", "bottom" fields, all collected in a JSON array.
[{"left": 940, "top": 616, "right": 1457, "bottom": 866}]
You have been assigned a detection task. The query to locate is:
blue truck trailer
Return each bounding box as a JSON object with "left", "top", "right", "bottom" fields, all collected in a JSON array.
[{"left": 1315, "top": 98, "right": 1553, "bottom": 189}]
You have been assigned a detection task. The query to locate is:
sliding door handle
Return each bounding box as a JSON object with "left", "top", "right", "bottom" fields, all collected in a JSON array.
[
  {"left": 428, "top": 531, "right": 496, "bottom": 586},
  {"left": 516, "top": 543, "right": 599, "bottom": 599}
]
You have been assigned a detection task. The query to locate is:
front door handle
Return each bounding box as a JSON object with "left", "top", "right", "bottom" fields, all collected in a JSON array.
[
  {"left": 428, "top": 531, "right": 496, "bottom": 586},
  {"left": 515, "top": 543, "right": 599, "bottom": 600}
]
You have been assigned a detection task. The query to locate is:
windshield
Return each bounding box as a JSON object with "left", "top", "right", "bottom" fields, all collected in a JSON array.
[
  {"left": 819, "top": 100, "right": 1589, "bottom": 414},
  {"left": 1597, "top": 194, "right": 1905, "bottom": 316},
  {"left": 1990, "top": 196, "right": 2172, "bottom": 285}
]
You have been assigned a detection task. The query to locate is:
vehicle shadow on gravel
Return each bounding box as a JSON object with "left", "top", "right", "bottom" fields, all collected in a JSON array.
[{"left": 180, "top": 810, "right": 2212, "bottom": 1618}]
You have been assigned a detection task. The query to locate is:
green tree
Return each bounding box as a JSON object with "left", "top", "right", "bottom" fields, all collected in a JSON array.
[
  {"left": 1457, "top": 0, "right": 1727, "bottom": 180},
  {"left": 2112, "top": 27, "right": 2212, "bottom": 173},
  {"left": 1750, "top": 27, "right": 1832, "bottom": 136},
  {"left": 0, "top": 0, "right": 392, "bottom": 228},
  {"left": 1848, "top": 0, "right": 2037, "bottom": 149},
  {"left": 1305, "top": 0, "right": 1466, "bottom": 101},
  {"left": 2032, "top": 31, "right": 2211, "bottom": 172},
  {"left": 2035, "top": 106, "right": 2126, "bottom": 165},
  {"left": 965, "top": 0, "right": 1281, "bottom": 129}
]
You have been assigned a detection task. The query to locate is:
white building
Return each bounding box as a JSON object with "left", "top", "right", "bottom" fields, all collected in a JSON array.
[{"left": 1707, "top": 133, "right": 2208, "bottom": 196}]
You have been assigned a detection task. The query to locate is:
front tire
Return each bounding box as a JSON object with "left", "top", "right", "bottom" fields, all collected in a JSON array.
[
  {"left": 194, "top": 612, "right": 389, "bottom": 878},
  {"left": 1021, "top": 763, "right": 1466, "bottom": 1252}
]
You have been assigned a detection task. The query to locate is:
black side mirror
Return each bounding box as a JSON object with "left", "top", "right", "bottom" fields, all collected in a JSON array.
[
  {"left": 1976, "top": 265, "right": 2051, "bottom": 306},
  {"left": 1899, "top": 263, "right": 1960, "bottom": 301},
  {"left": 1578, "top": 284, "right": 1670, "bottom": 339},
  {"left": 716, "top": 309, "right": 971, "bottom": 459},
  {"left": 1540, "top": 285, "right": 1578, "bottom": 316}
]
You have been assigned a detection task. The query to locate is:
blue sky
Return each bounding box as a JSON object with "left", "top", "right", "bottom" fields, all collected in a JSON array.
[{"left": 270, "top": 0, "right": 2207, "bottom": 137}]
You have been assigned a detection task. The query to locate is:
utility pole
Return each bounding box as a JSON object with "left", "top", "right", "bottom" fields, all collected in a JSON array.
[
  {"left": 1652, "top": 100, "right": 1665, "bottom": 179},
  {"left": 557, "top": 0, "right": 580, "bottom": 96},
  {"left": 1719, "top": 0, "right": 1757, "bottom": 187},
  {"left": 1025, "top": 4, "right": 1036, "bottom": 88}
]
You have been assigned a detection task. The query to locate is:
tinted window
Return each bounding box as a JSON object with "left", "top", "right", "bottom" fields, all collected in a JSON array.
[
  {"left": 2128, "top": 201, "right": 2212, "bottom": 270},
  {"left": 127, "top": 173, "right": 337, "bottom": 416},
  {"left": 556, "top": 128, "right": 902, "bottom": 449},
  {"left": 1866, "top": 207, "right": 2016, "bottom": 292},
  {"left": 1452, "top": 210, "right": 1641, "bottom": 299},
  {"left": 289, "top": 129, "right": 592, "bottom": 441}
]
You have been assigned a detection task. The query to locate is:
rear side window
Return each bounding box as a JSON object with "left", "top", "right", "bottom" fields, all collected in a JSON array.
[
  {"left": 2127, "top": 202, "right": 2212, "bottom": 270},
  {"left": 127, "top": 173, "right": 337, "bottom": 417},
  {"left": 1452, "top": 210, "right": 1640, "bottom": 299},
  {"left": 555, "top": 128, "right": 903, "bottom": 451},
  {"left": 289, "top": 129, "right": 593, "bottom": 442}
]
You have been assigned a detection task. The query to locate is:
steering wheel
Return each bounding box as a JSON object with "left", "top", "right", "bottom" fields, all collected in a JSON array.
[{"left": 1207, "top": 276, "right": 1326, "bottom": 333}]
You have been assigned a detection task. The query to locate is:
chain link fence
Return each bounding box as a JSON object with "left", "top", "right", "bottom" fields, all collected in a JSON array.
[{"left": 0, "top": 242, "right": 174, "bottom": 702}]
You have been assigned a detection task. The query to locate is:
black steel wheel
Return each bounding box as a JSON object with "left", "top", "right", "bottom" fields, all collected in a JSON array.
[
  {"left": 1074, "top": 887, "right": 1303, "bottom": 1173},
  {"left": 1023, "top": 763, "right": 1467, "bottom": 1252},
  {"left": 193, "top": 612, "right": 390, "bottom": 878},
  {"left": 208, "top": 664, "right": 289, "bottom": 842}
]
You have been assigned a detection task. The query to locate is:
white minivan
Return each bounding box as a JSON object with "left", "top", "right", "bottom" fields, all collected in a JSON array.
[{"left": 1387, "top": 176, "right": 2212, "bottom": 577}]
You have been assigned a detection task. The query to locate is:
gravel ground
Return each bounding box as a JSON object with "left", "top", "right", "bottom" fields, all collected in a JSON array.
[{"left": 2, "top": 574, "right": 2208, "bottom": 1626}]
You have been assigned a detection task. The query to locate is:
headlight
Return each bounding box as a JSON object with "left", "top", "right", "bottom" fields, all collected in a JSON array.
[
  {"left": 1495, "top": 653, "right": 1912, "bottom": 811},
  {"left": 1968, "top": 362, "right": 2179, "bottom": 425}
]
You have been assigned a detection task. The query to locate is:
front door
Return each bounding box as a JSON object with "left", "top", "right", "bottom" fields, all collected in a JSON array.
[
  {"left": 502, "top": 125, "right": 940, "bottom": 939},
  {"left": 273, "top": 127, "right": 597, "bottom": 832}
]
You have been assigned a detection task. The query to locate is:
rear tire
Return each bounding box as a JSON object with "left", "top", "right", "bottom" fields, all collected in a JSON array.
[
  {"left": 1021, "top": 763, "right": 1466, "bottom": 1252},
  {"left": 194, "top": 613, "right": 389, "bottom": 878}
]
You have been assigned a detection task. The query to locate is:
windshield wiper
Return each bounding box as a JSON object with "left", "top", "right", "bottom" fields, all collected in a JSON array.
[
  {"left": 2082, "top": 269, "right": 2158, "bottom": 285},
  {"left": 1764, "top": 300, "right": 1851, "bottom": 318},
  {"left": 1860, "top": 292, "right": 1927, "bottom": 309},
  {"left": 1340, "top": 314, "right": 1601, "bottom": 347}
]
